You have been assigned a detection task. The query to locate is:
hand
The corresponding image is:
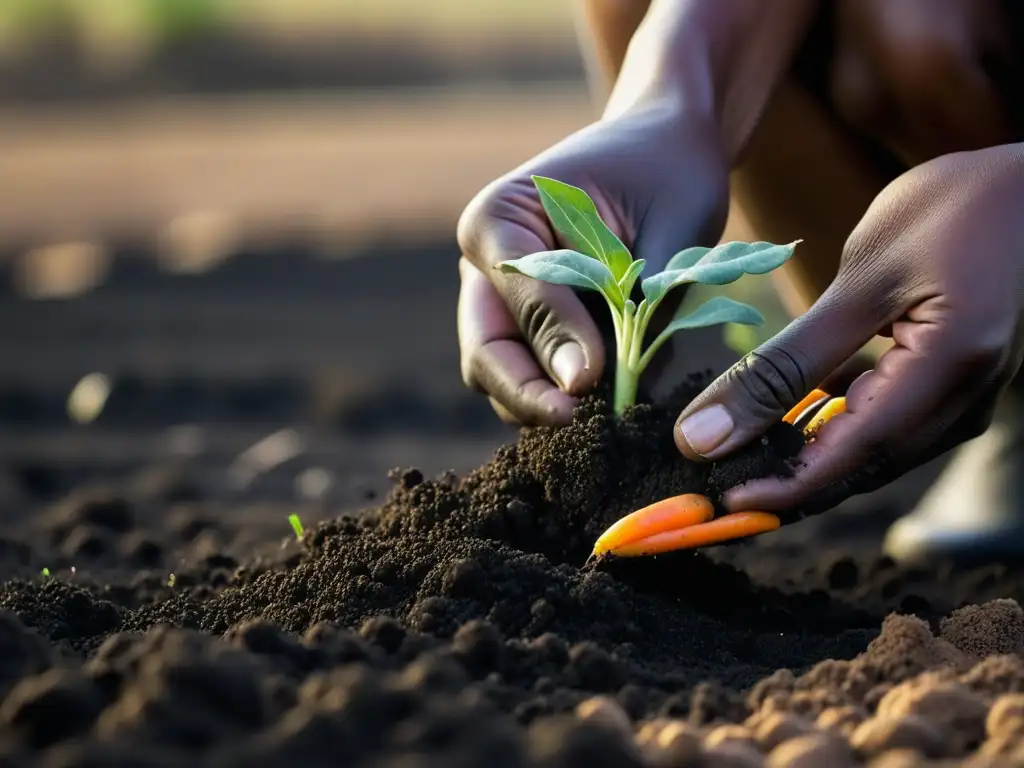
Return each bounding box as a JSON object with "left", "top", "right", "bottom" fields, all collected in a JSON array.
[
  {"left": 458, "top": 102, "right": 728, "bottom": 425},
  {"left": 674, "top": 144, "right": 1024, "bottom": 517}
]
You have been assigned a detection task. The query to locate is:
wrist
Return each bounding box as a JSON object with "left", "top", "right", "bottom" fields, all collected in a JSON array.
[
  {"left": 603, "top": 0, "right": 816, "bottom": 164},
  {"left": 601, "top": 1, "right": 716, "bottom": 126},
  {"left": 599, "top": 6, "right": 723, "bottom": 166}
]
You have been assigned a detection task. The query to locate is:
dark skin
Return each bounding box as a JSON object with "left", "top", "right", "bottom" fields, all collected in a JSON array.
[{"left": 458, "top": 0, "right": 1024, "bottom": 516}]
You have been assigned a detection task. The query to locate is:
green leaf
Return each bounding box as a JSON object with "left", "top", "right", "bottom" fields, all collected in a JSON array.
[
  {"left": 665, "top": 246, "right": 712, "bottom": 271},
  {"left": 617, "top": 259, "right": 645, "bottom": 299},
  {"left": 641, "top": 240, "right": 798, "bottom": 307},
  {"left": 638, "top": 297, "right": 765, "bottom": 372},
  {"left": 668, "top": 296, "right": 765, "bottom": 331},
  {"left": 532, "top": 176, "right": 633, "bottom": 280},
  {"left": 639, "top": 270, "right": 686, "bottom": 307},
  {"left": 686, "top": 241, "right": 799, "bottom": 283},
  {"left": 497, "top": 249, "right": 622, "bottom": 304}
]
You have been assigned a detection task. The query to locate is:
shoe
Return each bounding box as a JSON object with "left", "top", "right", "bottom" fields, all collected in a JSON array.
[{"left": 883, "top": 385, "right": 1024, "bottom": 566}]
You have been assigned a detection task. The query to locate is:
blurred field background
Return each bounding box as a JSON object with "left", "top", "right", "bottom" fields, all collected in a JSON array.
[
  {"left": 0, "top": 0, "right": 583, "bottom": 97},
  {"left": 0, "top": 0, "right": 931, "bottom": 580},
  {"left": 0, "top": 0, "right": 783, "bottom": 339}
]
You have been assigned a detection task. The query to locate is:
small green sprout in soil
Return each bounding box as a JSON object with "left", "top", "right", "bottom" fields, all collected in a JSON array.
[
  {"left": 288, "top": 513, "right": 304, "bottom": 540},
  {"left": 40, "top": 567, "right": 50, "bottom": 579},
  {"left": 167, "top": 573, "right": 176, "bottom": 588},
  {"left": 496, "top": 176, "right": 799, "bottom": 416}
]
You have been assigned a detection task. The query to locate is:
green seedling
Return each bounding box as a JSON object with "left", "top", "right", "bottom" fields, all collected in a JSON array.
[
  {"left": 40, "top": 567, "right": 50, "bottom": 579},
  {"left": 288, "top": 513, "right": 304, "bottom": 540},
  {"left": 496, "top": 176, "right": 799, "bottom": 416}
]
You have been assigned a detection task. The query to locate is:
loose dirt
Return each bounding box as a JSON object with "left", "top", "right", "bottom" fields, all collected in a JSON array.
[
  {"left": 3, "top": 385, "right": 1024, "bottom": 766},
  {"left": 4, "top": 245, "right": 1024, "bottom": 766}
]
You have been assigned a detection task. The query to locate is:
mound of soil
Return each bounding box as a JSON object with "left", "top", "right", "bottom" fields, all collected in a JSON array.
[{"left": 1, "top": 380, "right": 1023, "bottom": 766}]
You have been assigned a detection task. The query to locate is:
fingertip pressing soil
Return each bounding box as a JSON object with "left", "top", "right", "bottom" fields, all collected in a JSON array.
[{"left": 2, "top": 372, "right": 1024, "bottom": 766}]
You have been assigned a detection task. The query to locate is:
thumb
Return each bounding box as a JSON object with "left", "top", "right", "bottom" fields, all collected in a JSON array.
[
  {"left": 496, "top": 262, "right": 607, "bottom": 395},
  {"left": 674, "top": 284, "right": 883, "bottom": 461},
  {"left": 460, "top": 190, "right": 607, "bottom": 402}
]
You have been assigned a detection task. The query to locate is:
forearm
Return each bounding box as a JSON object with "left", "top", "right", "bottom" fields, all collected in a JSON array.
[
  {"left": 574, "top": 0, "right": 652, "bottom": 101},
  {"left": 605, "top": 0, "right": 819, "bottom": 163}
]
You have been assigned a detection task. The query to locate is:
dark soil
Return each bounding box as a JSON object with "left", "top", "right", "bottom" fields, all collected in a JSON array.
[
  {"left": 4, "top": 242, "right": 1024, "bottom": 766},
  {"left": 0, "top": 387, "right": 871, "bottom": 766}
]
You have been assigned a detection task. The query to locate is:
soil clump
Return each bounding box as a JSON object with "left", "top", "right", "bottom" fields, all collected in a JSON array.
[{"left": 1, "top": 379, "right": 1023, "bottom": 765}]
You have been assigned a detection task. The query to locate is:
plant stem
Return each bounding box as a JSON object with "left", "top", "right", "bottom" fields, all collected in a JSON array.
[
  {"left": 637, "top": 326, "right": 671, "bottom": 374},
  {"left": 613, "top": 302, "right": 640, "bottom": 416},
  {"left": 613, "top": 357, "right": 639, "bottom": 416}
]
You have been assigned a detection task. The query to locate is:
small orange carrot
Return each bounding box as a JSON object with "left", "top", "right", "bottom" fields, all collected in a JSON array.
[
  {"left": 592, "top": 493, "right": 714, "bottom": 558},
  {"left": 610, "top": 512, "right": 782, "bottom": 557},
  {"left": 782, "top": 389, "right": 829, "bottom": 425},
  {"left": 803, "top": 396, "right": 846, "bottom": 436}
]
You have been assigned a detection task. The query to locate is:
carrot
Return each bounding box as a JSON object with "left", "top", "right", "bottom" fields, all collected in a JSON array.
[
  {"left": 803, "top": 396, "right": 846, "bottom": 436},
  {"left": 592, "top": 494, "right": 714, "bottom": 558},
  {"left": 782, "top": 389, "right": 829, "bottom": 425},
  {"left": 610, "top": 512, "right": 782, "bottom": 557}
]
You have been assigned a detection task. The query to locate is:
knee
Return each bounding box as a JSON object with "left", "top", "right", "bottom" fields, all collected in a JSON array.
[
  {"left": 827, "top": 0, "right": 1014, "bottom": 161},
  {"left": 830, "top": 33, "right": 974, "bottom": 140}
]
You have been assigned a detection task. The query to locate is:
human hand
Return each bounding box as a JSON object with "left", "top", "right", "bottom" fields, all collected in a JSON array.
[
  {"left": 674, "top": 144, "right": 1024, "bottom": 518},
  {"left": 457, "top": 103, "right": 728, "bottom": 425}
]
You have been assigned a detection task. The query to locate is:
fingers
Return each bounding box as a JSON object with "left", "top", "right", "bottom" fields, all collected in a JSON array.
[
  {"left": 723, "top": 301, "right": 1002, "bottom": 513},
  {"left": 463, "top": 202, "right": 606, "bottom": 390},
  {"left": 457, "top": 180, "right": 607, "bottom": 425},
  {"left": 819, "top": 351, "right": 878, "bottom": 394},
  {"left": 674, "top": 284, "right": 883, "bottom": 461},
  {"left": 459, "top": 259, "right": 579, "bottom": 425}
]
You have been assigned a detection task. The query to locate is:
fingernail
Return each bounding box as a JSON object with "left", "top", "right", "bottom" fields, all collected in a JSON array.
[
  {"left": 551, "top": 342, "right": 586, "bottom": 391},
  {"left": 679, "top": 404, "right": 734, "bottom": 456}
]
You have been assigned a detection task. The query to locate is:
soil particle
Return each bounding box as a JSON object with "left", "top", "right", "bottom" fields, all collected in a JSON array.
[
  {"left": 986, "top": 694, "right": 1024, "bottom": 740},
  {"left": 529, "top": 716, "right": 645, "bottom": 768},
  {"left": 849, "top": 713, "right": 948, "bottom": 759},
  {"left": 702, "top": 740, "right": 765, "bottom": 767},
  {"left": 50, "top": 490, "right": 135, "bottom": 535},
  {"left": 5, "top": 376, "right": 1024, "bottom": 764},
  {"left": 814, "top": 705, "right": 867, "bottom": 738},
  {"left": 59, "top": 525, "right": 111, "bottom": 561},
  {"left": 704, "top": 723, "right": 757, "bottom": 750},
  {"left": 750, "top": 711, "right": 815, "bottom": 752},
  {"left": 866, "top": 750, "right": 931, "bottom": 768},
  {"left": 119, "top": 532, "right": 164, "bottom": 568},
  {"left": 766, "top": 732, "right": 855, "bottom": 768},
  {"left": 0, "top": 612, "right": 53, "bottom": 698},
  {"left": 940, "top": 599, "right": 1024, "bottom": 658},
  {"left": 960, "top": 653, "right": 1024, "bottom": 699},
  {"left": 0, "top": 668, "right": 104, "bottom": 749},
  {"left": 876, "top": 675, "right": 989, "bottom": 756},
  {"left": 826, "top": 556, "right": 859, "bottom": 591},
  {"left": 640, "top": 720, "right": 704, "bottom": 766}
]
